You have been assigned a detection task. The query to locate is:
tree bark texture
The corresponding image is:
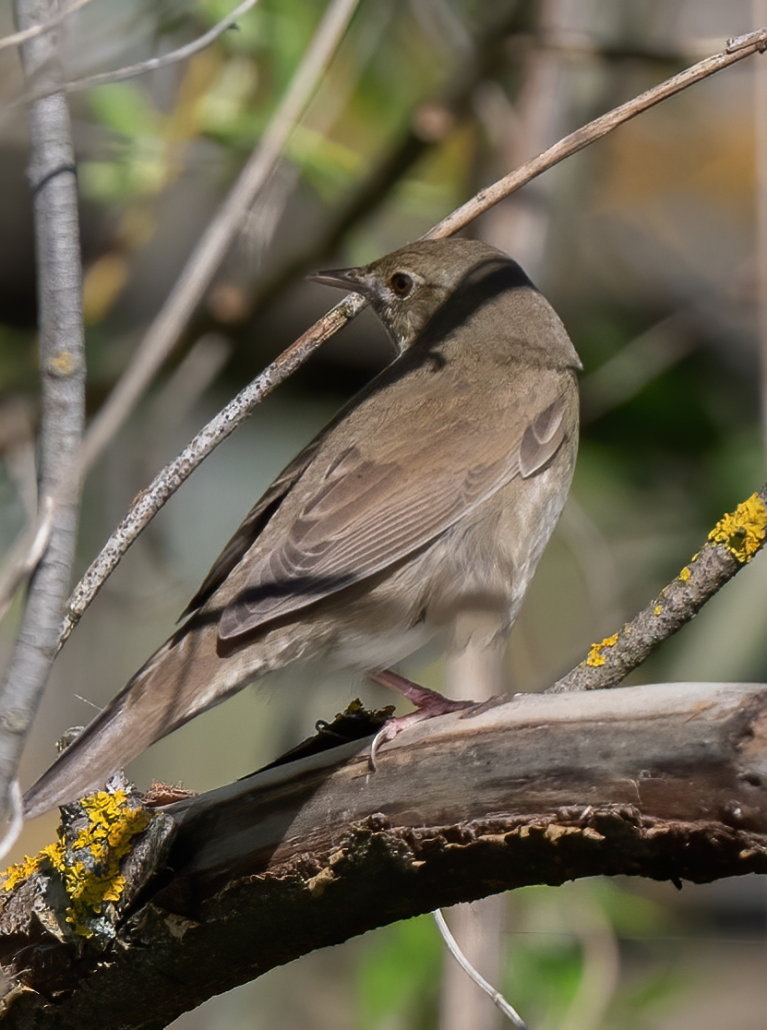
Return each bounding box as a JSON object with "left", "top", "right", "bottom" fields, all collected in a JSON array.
[{"left": 1, "top": 680, "right": 766, "bottom": 1028}]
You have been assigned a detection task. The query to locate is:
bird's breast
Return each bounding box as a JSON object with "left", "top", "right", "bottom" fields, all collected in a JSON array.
[{"left": 417, "top": 431, "right": 577, "bottom": 651}]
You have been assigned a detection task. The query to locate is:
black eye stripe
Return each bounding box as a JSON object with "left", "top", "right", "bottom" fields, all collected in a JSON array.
[{"left": 389, "top": 272, "right": 414, "bottom": 297}]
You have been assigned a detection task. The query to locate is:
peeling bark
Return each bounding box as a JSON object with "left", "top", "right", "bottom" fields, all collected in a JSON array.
[{"left": 2, "top": 681, "right": 766, "bottom": 1028}]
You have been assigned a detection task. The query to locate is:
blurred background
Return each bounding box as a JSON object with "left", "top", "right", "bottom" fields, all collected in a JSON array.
[{"left": 1, "top": 0, "right": 766, "bottom": 1027}]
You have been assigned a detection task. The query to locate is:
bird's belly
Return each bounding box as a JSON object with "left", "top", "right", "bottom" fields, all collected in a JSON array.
[
  {"left": 324, "top": 619, "right": 438, "bottom": 671},
  {"left": 418, "top": 453, "right": 574, "bottom": 651}
]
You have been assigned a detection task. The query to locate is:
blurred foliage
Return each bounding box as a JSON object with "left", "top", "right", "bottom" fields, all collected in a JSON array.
[
  {"left": 356, "top": 914, "right": 443, "bottom": 1030},
  {"left": 351, "top": 882, "right": 688, "bottom": 1030},
  {"left": 508, "top": 881, "right": 685, "bottom": 1030},
  {"left": 2, "top": 0, "right": 766, "bottom": 1028}
]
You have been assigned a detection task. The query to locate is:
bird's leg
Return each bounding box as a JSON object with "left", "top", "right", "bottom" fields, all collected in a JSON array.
[{"left": 367, "top": 669, "right": 474, "bottom": 769}]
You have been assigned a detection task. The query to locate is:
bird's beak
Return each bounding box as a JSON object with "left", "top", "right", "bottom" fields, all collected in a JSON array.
[{"left": 306, "top": 267, "right": 367, "bottom": 293}]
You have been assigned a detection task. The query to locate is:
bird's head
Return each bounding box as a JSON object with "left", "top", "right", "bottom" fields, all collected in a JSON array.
[{"left": 309, "top": 238, "right": 517, "bottom": 352}]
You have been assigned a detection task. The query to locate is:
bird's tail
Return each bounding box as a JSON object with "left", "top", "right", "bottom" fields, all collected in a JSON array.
[{"left": 23, "top": 615, "right": 253, "bottom": 819}]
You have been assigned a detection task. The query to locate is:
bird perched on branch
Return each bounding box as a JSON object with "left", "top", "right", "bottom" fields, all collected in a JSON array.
[{"left": 24, "top": 237, "right": 581, "bottom": 819}]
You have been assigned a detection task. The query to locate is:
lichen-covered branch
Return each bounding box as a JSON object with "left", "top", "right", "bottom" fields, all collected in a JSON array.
[
  {"left": 2, "top": 681, "right": 767, "bottom": 1028},
  {"left": 549, "top": 489, "right": 767, "bottom": 694}
]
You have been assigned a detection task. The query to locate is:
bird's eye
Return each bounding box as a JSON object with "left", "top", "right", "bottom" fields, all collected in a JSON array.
[{"left": 388, "top": 272, "right": 414, "bottom": 298}]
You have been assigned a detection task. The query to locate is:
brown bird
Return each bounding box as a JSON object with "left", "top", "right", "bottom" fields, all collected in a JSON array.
[{"left": 23, "top": 238, "right": 580, "bottom": 819}]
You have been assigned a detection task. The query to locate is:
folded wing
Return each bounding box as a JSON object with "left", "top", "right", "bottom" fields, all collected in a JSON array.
[{"left": 218, "top": 394, "right": 568, "bottom": 642}]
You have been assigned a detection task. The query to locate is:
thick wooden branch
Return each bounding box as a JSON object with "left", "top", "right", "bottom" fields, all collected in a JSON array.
[{"left": 2, "top": 681, "right": 767, "bottom": 1029}]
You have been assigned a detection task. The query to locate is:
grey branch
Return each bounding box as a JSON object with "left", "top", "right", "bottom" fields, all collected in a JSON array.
[
  {"left": 57, "top": 291, "right": 365, "bottom": 648},
  {"left": 0, "top": 0, "right": 85, "bottom": 831}
]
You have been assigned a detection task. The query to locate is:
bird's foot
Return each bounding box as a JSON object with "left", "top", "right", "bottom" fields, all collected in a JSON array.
[{"left": 367, "top": 669, "right": 474, "bottom": 770}]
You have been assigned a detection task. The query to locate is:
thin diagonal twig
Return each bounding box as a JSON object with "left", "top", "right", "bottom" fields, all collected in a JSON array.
[
  {"left": 4, "top": 0, "right": 260, "bottom": 108},
  {"left": 58, "top": 293, "right": 363, "bottom": 647},
  {"left": 428, "top": 28, "right": 767, "bottom": 239},
  {"left": 0, "top": 0, "right": 95, "bottom": 54}
]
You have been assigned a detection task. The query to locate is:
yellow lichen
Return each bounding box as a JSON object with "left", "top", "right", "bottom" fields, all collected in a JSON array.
[
  {"left": 0, "top": 788, "right": 150, "bottom": 938},
  {"left": 679, "top": 566, "right": 691, "bottom": 582},
  {"left": 75, "top": 790, "right": 150, "bottom": 857},
  {"left": 47, "top": 350, "right": 77, "bottom": 376},
  {"left": 708, "top": 494, "right": 767, "bottom": 564},
  {"left": 0, "top": 840, "right": 65, "bottom": 893},
  {"left": 63, "top": 862, "right": 128, "bottom": 937},
  {"left": 0, "top": 853, "right": 45, "bottom": 893},
  {"left": 586, "top": 632, "right": 619, "bottom": 667},
  {"left": 42, "top": 841, "right": 66, "bottom": 871},
  {"left": 653, "top": 605, "right": 663, "bottom": 616},
  {"left": 63, "top": 790, "right": 150, "bottom": 935}
]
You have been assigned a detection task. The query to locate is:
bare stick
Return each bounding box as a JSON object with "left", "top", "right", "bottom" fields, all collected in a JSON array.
[
  {"left": 428, "top": 28, "right": 767, "bottom": 239},
  {"left": 0, "top": 0, "right": 94, "bottom": 53},
  {"left": 2, "top": 0, "right": 261, "bottom": 108},
  {"left": 67, "top": 0, "right": 258, "bottom": 92},
  {"left": 433, "top": 910, "right": 529, "bottom": 1029},
  {"left": 0, "top": 0, "right": 86, "bottom": 826},
  {"left": 55, "top": 30, "right": 767, "bottom": 648}
]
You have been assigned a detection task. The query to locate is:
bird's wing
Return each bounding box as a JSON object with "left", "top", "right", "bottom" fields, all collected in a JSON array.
[
  {"left": 218, "top": 393, "right": 569, "bottom": 641},
  {"left": 180, "top": 441, "right": 322, "bottom": 618}
]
